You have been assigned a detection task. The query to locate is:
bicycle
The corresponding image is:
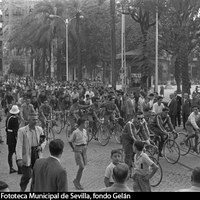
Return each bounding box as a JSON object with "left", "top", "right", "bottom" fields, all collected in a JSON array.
[
  {"left": 44, "top": 119, "right": 55, "bottom": 142},
  {"left": 177, "top": 130, "right": 200, "bottom": 156},
  {"left": 149, "top": 130, "right": 180, "bottom": 164},
  {"left": 53, "top": 110, "right": 71, "bottom": 135},
  {"left": 97, "top": 115, "right": 124, "bottom": 146}
]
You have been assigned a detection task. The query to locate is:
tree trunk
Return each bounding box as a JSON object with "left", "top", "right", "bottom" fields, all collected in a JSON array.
[
  {"left": 174, "top": 55, "right": 181, "bottom": 93},
  {"left": 180, "top": 42, "right": 190, "bottom": 95},
  {"left": 141, "top": 31, "right": 149, "bottom": 91},
  {"left": 42, "top": 48, "right": 46, "bottom": 77},
  {"left": 76, "top": 13, "right": 82, "bottom": 81},
  {"left": 110, "top": 0, "right": 116, "bottom": 89}
]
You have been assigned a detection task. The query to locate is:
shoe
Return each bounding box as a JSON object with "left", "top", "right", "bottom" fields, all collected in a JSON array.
[
  {"left": 10, "top": 168, "right": 17, "bottom": 174},
  {"left": 0, "top": 140, "right": 4, "bottom": 144},
  {"left": 73, "top": 180, "right": 84, "bottom": 190}
]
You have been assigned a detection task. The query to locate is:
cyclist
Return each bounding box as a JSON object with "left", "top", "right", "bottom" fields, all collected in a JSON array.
[
  {"left": 148, "top": 107, "right": 176, "bottom": 157},
  {"left": 49, "top": 94, "right": 59, "bottom": 111},
  {"left": 86, "top": 97, "right": 101, "bottom": 133},
  {"left": 100, "top": 96, "right": 122, "bottom": 131},
  {"left": 185, "top": 105, "right": 200, "bottom": 153},
  {"left": 121, "top": 112, "right": 150, "bottom": 171},
  {"left": 38, "top": 100, "right": 52, "bottom": 130},
  {"left": 69, "top": 98, "right": 90, "bottom": 134}
]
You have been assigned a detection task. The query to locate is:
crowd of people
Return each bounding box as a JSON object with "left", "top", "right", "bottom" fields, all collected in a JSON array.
[{"left": 1, "top": 77, "right": 200, "bottom": 192}]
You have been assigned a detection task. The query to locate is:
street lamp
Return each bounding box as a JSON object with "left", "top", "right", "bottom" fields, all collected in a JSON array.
[
  {"left": 49, "top": 15, "right": 69, "bottom": 81},
  {"left": 49, "top": 14, "right": 83, "bottom": 81}
]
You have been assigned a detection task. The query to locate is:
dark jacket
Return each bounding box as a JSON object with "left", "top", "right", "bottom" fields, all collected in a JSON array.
[
  {"left": 168, "top": 99, "right": 177, "bottom": 116},
  {"left": 31, "top": 157, "right": 68, "bottom": 192},
  {"left": 6, "top": 114, "right": 19, "bottom": 145},
  {"left": 176, "top": 95, "right": 182, "bottom": 112},
  {"left": 182, "top": 98, "right": 191, "bottom": 115}
]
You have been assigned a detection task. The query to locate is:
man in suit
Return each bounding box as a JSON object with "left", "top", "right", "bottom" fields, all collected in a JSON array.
[
  {"left": 168, "top": 93, "right": 177, "bottom": 128},
  {"left": 174, "top": 91, "right": 182, "bottom": 127},
  {"left": 182, "top": 93, "right": 191, "bottom": 130},
  {"left": 31, "top": 139, "right": 68, "bottom": 192},
  {"left": 16, "top": 112, "right": 46, "bottom": 192}
]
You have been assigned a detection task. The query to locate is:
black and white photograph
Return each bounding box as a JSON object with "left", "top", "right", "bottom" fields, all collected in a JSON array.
[{"left": 0, "top": 0, "right": 200, "bottom": 193}]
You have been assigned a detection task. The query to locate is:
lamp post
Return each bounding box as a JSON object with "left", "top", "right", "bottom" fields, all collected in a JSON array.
[
  {"left": 155, "top": 0, "right": 159, "bottom": 93},
  {"left": 49, "top": 15, "right": 69, "bottom": 81}
]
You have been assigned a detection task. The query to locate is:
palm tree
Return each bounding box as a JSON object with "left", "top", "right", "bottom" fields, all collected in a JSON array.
[{"left": 8, "top": 0, "right": 68, "bottom": 79}]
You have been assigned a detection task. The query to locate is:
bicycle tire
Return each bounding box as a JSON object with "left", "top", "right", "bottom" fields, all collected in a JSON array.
[
  {"left": 97, "top": 124, "right": 110, "bottom": 146},
  {"left": 86, "top": 124, "right": 94, "bottom": 144},
  {"left": 177, "top": 132, "right": 191, "bottom": 156},
  {"left": 163, "top": 139, "right": 180, "bottom": 164},
  {"left": 149, "top": 156, "right": 163, "bottom": 187},
  {"left": 113, "top": 123, "right": 123, "bottom": 144}
]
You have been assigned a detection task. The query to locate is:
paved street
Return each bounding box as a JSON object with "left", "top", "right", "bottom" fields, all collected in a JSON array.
[
  {"left": 0, "top": 124, "right": 199, "bottom": 192},
  {"left": 0, "top": 85, "right": 200, "bottom": 192}
]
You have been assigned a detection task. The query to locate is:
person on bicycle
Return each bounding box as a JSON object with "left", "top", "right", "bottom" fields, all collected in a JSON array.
[
  {"left": 148, "top": 107, "right": 176, "bottom": 157},
  {"left": 100, "top": 96, "right": 122, "bottom": 131},
  {"left": 69, "top": 98, "right": 90, "bottom": 133},
  {"left": 121, "top": 112, "right": 149, "bottom": 171},
  {"left": 185, "top": 105, "right": 200, "bottom": 153},
  {"left": 86, "top": 97, "right": 101, "bottom": 133},
  {"left": 38, "top": 100, "right": 52, "bottom": 130}
]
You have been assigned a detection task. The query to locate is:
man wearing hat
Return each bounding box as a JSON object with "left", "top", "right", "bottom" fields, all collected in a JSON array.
[
  {"left": 6, "top": 105, "right": 21, "bottom": 174},
  {"left": 16, "top": 112, "right": 46, "bottom": 192}
]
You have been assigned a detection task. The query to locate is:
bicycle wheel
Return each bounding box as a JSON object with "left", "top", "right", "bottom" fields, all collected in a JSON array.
[
  {"left": 86, "top": 122, "right": 94, "bottom": 143},
  {"left": 97, "top": 124, "right": 110, "bottom": 146},
  {"left": 113, "top": 123, "right": 123, "bottom": 144},
  {"left": 163, "top": 139, "right": 180, "bottom": 164},
  {"left": 177, "top": 132, "right": 191, "bottom": 156},
  {"left": 149, "top": 156, "right": 163, "bottom": 187}
]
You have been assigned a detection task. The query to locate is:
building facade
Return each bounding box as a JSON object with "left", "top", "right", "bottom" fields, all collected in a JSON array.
[{"left": 2, "top": 0, "right": 39, "bottom": 76}]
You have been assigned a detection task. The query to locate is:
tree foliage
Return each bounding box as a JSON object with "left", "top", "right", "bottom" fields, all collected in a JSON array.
[{"left": 8, "top": 59, "right": 25, "bottom": 77}]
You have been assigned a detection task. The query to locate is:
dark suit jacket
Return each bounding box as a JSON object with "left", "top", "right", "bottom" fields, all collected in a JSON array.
[
  {"left": 168, "top": 99, "right": 177, "bottom": 116},
  {"left": 31, "top": 157, "right": 68, "bottom": 192},
  {"left": 182, "top": 98, "right": 191, "bottom": 115},
  {"left": 176, "top": 96, "right": 182, "bottom": 112}
]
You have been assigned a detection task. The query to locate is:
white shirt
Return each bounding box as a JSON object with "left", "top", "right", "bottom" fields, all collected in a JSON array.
[
  {"left": 152, "top": 102, "right": 165, "bottom": 114},
  {"left": 187, "top": 112, "right": 200, "bottom": 130},
  {"left": 50, "top": 155, "right": 60, "bottom": 163},
  {"left": 105, "top": 162, "right": 116, "bottom": 183},
  {"left": 133, "top": 151, "right": 154, "bottom": 176}
]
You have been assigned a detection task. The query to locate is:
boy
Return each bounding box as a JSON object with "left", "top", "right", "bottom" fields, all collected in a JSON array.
[
  {"left": 104, "top": 149, "right": 122, "bottom": 187},
  {"left": 132, "top": 141, "right": 158, "bottom": 192}
]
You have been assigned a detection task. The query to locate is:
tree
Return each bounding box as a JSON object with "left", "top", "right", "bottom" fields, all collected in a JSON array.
[
  {"left": 160, "top": 0, "right": 200, "bottom": 94},
  {"left": 116, "top": 0, "right": 166, "bottom": 89},
  {"left": 8, "top": 59, "right": 25, "bottom": 77},
  {"left": 8, "top": 0, "right": 68, "bottom": 79}
]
